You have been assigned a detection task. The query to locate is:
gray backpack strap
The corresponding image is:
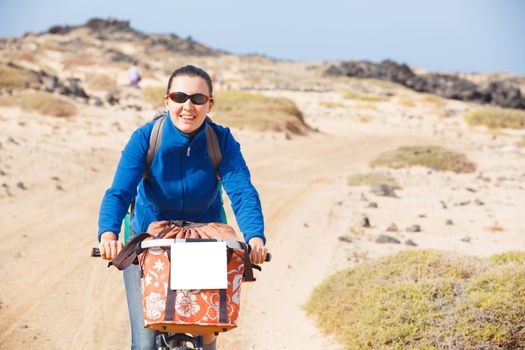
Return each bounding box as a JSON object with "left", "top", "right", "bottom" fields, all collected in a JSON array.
[
  {"left": 143, "top": 114, "right": 166, "bottom": 180},
  {"left": 205, "top": 118, "right": 222, "bottom": 180}
]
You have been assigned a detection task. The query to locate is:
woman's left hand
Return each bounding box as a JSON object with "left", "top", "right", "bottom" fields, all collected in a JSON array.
[{"left": 248, "top": 237, "right": 267, "bottom": 264}]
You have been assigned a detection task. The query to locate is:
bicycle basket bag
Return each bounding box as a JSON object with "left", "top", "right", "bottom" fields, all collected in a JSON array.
[{"left": 113, "top": 220, "right": 255, "bottom": 334}]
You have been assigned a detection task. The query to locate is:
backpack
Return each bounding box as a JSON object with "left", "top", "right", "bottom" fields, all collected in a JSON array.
[{"left": 124, "top": 110, "right": 226, "bottom": 244}]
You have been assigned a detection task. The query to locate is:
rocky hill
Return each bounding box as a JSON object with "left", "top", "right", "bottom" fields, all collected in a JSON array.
[
  {"left": 1, "top": 17, "right": 523, "bottom": 112},
  {"left": 326, "top": 60, "right": 525, "bottom": 109}
]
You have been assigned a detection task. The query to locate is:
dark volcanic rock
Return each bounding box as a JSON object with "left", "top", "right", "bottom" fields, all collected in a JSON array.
[
  {"left": 486, "top": 80, "right": 524, "bottom": 109},
  {"left": 376, "top": 234, "right": 401, "bottom": 244},
  {"left": 48, "top": 25, "right": 72, "bottom": 35},
  {"left": 406, "top": 224, "right": 422, "bottom": 232},
  {"left": 370, "top": 184, "right": 397, "bottom": 198},
  {"left": 404, "top": 239, "right": 418, "bottom": 247},
  {"left": 325, "top": 59, "right": 525, "bottom": 109},
  {"left": 4, "top": 63, "right": 89, "bottom": 100},
  {"left": 360, "top": 216, "right": 371, "bottom": 227},
  {"left": 85, "top": 18, "right": 132, "bottom": 33},
  {"left": 106, "top": 92, "right": 120, "bottom": 105}
]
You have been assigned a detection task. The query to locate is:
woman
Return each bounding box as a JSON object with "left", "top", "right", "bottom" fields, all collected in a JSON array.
[{"left": 98, "top": 65, "right": 267, "bottom": 350}]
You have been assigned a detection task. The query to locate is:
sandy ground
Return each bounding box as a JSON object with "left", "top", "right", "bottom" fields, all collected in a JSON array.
[{"left": 1, "top": 81, "right": 524, "bottom": 350}]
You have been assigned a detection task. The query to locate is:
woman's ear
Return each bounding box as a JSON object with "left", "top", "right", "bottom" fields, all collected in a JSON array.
[
  {"left": 208, "top": 98, "right": 214, "bottom": 112},
  {"left": 164, "top": 97, "right": 170, "bottom": 109}
]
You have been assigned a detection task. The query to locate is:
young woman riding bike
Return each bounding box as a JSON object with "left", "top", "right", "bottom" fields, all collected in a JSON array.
[{"left": 97, "top": 65, "right": 268, "bottom": 350}]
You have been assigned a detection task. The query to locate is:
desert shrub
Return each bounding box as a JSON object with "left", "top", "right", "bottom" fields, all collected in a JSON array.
[
  {"left": 465, "top": 108, "right": 525, "bottom": 129},
  {"left": 320, "top": 101, "right": 346, "bottom": 108},
  {"left": 423, "top": 94, "right": 446, "bottom": 107},
  {"left": 0, "top": 91, "right": 76, "bottom": 117},
  {"left": 370, "top": 146, "right": 476, "bottom": 173},
  {"left": 0, "top": 64, "right": 39, "bottom": 89},
  {"left": 344, "top": 90, "right": 389, "bottom": 103},
  {"left": 399, "top": 96, "right": 416, "bottom": 107},
  {"left": 212, "top": 91, "right": 310, "bottom": 135},
  {"left": 87, "top": 74, "right": 118, "bottom": 92},
  {"left": 143, "top": 86, "right": 166, "bottom": 108},
  {"left": 358, "top": 114, "right": 374, "bottom": 123},
  {"left": 305, "top": 250, "right": 525, "bottom": 350},
  {"left": 347, "top": 172, "right": 399, "bottom": 188}
]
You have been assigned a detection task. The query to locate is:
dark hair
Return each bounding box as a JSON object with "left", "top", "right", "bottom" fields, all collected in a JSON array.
[{"left": 166, "top": 65, "right": 213, "bottom": 97}]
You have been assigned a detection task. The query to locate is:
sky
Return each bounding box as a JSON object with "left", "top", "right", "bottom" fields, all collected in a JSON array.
[{"left": 0, "top": 0, "right": 524, "bottom": 75}]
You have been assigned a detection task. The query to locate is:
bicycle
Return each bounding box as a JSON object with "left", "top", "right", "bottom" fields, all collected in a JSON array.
[{"left": 92, "top": 239, "right": 270, "bottom": 350}]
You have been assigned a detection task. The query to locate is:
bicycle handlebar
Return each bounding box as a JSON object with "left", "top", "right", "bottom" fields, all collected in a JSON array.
[{"left": 91, "top": 246, "right": 272, "bottom": 262}]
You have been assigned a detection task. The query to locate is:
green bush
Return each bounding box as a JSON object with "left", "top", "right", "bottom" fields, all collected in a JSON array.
[
  {"left": 370, "top": 146, "right": 476, "bottom": 173},
  {"left": 465, "top": 108, "right": 525, "bottom": 129},
  {"left": 305, "top": 250, "right": 525, "bottom": 350},
  {"left": 212, "top": 91, "right": 310, "bottom": 135}
]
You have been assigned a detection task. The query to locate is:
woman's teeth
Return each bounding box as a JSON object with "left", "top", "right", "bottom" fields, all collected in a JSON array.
[{"left": 180, "top": 115, "right": 195, "bottom": 120}]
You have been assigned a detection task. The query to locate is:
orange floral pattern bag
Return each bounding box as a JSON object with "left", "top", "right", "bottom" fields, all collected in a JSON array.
[{"left": 112, "top": 220, "right": 255, "bottom": 334}]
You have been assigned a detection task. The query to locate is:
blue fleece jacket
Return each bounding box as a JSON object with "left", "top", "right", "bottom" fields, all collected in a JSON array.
[{"left": 98, "top": 115, "right": 265, "bottom": 244}]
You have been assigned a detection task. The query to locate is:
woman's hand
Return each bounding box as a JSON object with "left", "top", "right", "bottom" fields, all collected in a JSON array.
[
  {"left": 248, "top": 237, "right": 267, "bottom": 264},
  {"left": 99, "top": 231, "right": 124, "bottom": 260}
]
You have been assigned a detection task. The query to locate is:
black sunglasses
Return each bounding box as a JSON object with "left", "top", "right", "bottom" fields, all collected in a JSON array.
[{"left": 165, "top": 92, "right": 211, "bottom": 105}]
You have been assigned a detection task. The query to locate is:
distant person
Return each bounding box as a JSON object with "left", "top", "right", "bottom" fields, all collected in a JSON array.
[{"left": 128, "top": 61, "right": 141, "bottom": 88}]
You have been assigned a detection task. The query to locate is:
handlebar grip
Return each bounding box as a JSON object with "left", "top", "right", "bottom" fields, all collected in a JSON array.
[
  {"left": 91, "top": 247, "right": 100, "bottom": 257},
  {"left": 265, "top": 252, "right": 272, "bottom": 262}
]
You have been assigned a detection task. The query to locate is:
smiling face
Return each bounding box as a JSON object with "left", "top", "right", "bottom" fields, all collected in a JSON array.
[{"left": 164, "top": 75, "right": 214, "bottom": 134}]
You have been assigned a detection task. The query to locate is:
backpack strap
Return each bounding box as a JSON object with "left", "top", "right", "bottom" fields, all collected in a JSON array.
[
  {"left": 143, "top": 114, "right": 166, "bottom": 180},
  {"left": 205, "top": 118, "right": 222, "bottom": 180}
]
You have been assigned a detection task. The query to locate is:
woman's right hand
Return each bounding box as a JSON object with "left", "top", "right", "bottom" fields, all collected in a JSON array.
[{"left": 99, "top": 231, "right": 124, "bottom": 260}]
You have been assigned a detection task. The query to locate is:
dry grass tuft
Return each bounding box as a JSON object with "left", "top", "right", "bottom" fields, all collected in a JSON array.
[
  {"left": 347, "top": 172, "right": 400, "bottom": 188},
  {"left": 370, "top": 145, "right": 476, "bottom": 173},
  {"left": 212, "top": 91, "right": 310, "bottom": 135},
  {"left": 0, "top": 91, "right": 77, "bottom": 117},
  {"left": 86, "top": 74, "right": 118, "bottom": 92},
  {"left": 465, "top": 107, "right": 525, "bottom": 129},
  {"left": 344, "top": 90, "right": 389, "bottom": 103},
  {"left": 399, "top": 96, "right": 416, "bottom": 107},
  {"left": 320, "top": 101, "right": 346, "bottom": 109},
  {"left": 422, "top": 94, "right": 446, "bottom": 107},
  {"left": 0, "top": 64, "right": 40, "bottom": 90},
  {"left": 142, "top": 86, "right": 166, "bottom": 108}
]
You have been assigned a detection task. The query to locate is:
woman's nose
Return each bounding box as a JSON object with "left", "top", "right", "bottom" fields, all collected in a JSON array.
[{"left": 183, "top": 98, "right": 195, "bottom": 109}]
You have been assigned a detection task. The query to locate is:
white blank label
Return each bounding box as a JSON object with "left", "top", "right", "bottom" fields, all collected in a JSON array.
[{"left": 170, "top": 241, "right": 228, "bottom": 290}]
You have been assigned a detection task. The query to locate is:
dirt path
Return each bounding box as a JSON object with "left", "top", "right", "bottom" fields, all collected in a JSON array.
[{"left": 0, "top": 115, "right": 436, "bottom": 349}]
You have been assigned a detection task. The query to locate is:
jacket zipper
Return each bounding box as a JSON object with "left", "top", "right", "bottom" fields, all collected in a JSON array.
[
  {"left": 180, "top": 152, "right": 185, "bottom": 218},
  {"left": 181, "top": 143, "right": 191, "bottom": 218}
]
